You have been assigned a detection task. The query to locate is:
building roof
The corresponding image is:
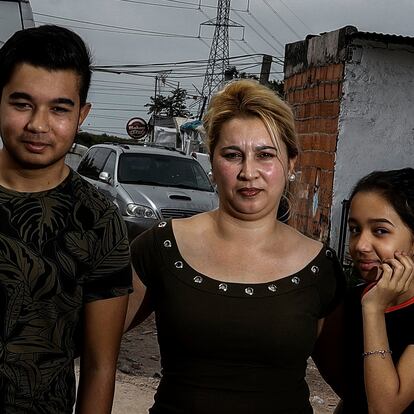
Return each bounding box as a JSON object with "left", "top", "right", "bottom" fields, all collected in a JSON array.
[
  {"left": 284, "top": 26, "right": 414, "bottom": 77},
  {"left": 350, "top": 29, "right": 414, "bottom": 47}
]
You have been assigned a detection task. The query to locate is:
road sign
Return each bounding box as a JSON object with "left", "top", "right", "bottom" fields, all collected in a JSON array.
[{"left": 126, "top": 117, "right": 148, "bottom": 139}]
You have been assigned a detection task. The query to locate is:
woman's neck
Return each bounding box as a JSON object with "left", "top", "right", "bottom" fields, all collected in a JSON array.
[{"left": 210, "top": 208, "right": 282, "bottom": 244}]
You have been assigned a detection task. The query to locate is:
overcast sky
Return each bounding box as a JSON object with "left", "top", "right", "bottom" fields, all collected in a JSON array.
[{"left": 22, "top": 0, "right": 414, "bottom": 137}]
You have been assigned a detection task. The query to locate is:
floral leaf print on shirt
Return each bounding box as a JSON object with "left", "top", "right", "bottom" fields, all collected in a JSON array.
[{"left": 9, "top": 192, "right": 73, "bottom": 252}]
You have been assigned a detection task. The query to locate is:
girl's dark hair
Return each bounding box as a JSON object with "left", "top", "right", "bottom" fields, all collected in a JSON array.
[
  {"left": 349, "top": 168, "right": 414, "bottom": 233},
  {"left": 0, "top": 25, "right": 92, "bottom": 106}
]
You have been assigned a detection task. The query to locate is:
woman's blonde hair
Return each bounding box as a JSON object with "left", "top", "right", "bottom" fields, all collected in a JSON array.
[{"left": 203, "top": 79, "right": 298, "bottom": 162}]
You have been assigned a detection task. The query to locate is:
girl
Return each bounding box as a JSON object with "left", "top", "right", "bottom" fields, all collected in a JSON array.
[{"left": 341, "top": 168, "right": 414, "bottom": 413}]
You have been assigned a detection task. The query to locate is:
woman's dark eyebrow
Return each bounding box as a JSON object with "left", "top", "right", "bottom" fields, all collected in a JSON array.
[
  {"left": 220, "top": 145, "right": 277, "bottom": 151},
  {"left": 221, "top": 145, "right": 241, "bottom": 151},
  {"left": 255, "top": 145, "right": 277, "bottom": 151}
]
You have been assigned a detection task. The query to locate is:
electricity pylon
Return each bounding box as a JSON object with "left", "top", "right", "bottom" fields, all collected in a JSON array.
[{"left": 198, "top": 0, "right": 243, "bottom": 118}]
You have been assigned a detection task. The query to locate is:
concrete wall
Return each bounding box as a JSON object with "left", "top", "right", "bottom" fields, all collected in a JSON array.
[{"left": 331, "top": 41, "right": 414, "bottom": 250}]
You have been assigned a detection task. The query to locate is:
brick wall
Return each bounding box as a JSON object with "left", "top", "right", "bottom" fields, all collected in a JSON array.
[{"left": 285, "top": 63, "right": 343, "bottom": 242}]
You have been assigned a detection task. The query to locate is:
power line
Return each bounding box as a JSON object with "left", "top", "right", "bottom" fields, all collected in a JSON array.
[
  {"left": 119, "top": 0, "right": 248, "bottom": 13},
  {"left": 33, "top": 4, "right": 288, "bottom": 134},
  {"left": 90, "top": 91, "right": 154, "bottom": 97},
  {"left": 120, "top": 0, "right": 201, "bottom": 11},
  {"left": 233, "top": 10, "right": 283, "bottom": 56},
  {"left": 230, "top": 38, "right": 252, "bottom": 56},
  {"left": 277, "top": 0, "right": 313, "bottom": 33},
  {"left": 34, "top": 12, "right": 201, "bottom": 39},
  {"left": 92, "top": 53, "right": 270, "bottom": 69},
  {"left": 261, "top": 0, "right": 303, "bottom": 39},
  {"left": 245, "top": 9, "right": 285, "bottom": 51},
  {"left": 88, "top": 114, "right": 130, "bottom": 121},
  {"left": 90, "top": 108, "right": 146, "bottom": 111},
  {"left": 93, "top": 102, "right": 145, "bottom": 107}
]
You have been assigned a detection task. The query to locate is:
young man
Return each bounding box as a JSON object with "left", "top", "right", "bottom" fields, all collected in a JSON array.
[{"left": 0, "top": 25, "right": 132, "bottom": 413}]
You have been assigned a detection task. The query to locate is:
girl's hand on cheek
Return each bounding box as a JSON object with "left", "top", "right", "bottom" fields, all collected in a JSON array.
[{"left": 361, "top": 252, "right": 414, "bottom": 312}]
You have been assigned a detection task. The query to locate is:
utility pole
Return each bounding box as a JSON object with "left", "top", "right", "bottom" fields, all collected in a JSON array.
[
  {"left": 197, "top": 0, "right": 243, "bottom": 118},
  {"left": 151, "top": 75, "right": 158, "bottom": 142},
  {"left": 259, "top": 54, "right": 272, "bottom": 86}
]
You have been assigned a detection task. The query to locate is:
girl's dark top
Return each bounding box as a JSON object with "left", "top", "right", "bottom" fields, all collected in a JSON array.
[
  {"left": 131, "top": 219, "right": 346, "bottom": 414},
  {"left": 342, "top": 284, "right": 414, "bottom": 413}
]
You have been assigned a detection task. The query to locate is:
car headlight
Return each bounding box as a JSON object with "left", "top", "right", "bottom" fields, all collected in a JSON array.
[{"left": 126, "top": 203, "right": 157, "bottom": 219}]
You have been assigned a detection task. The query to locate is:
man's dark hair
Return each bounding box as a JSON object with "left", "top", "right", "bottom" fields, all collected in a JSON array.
[
  {"left": 0, "top": 25, "right": 92, "bottom": 105},
  {"left": 350, "top": 168, "right": 414, "bottom": 234}
]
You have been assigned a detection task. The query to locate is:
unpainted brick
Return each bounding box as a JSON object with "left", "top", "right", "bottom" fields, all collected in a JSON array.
[{"left": 300, "top": 151, "right": 335, "bottom": 170}]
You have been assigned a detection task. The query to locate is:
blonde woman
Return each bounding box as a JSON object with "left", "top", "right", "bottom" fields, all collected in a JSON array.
[{"left": 126, "top": 79, "right": 345, "bottom": 413}]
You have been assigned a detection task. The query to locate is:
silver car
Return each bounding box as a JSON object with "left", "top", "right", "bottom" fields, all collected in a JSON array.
[{"left": 76, "top": 143, "right": 218, "bottom": 240}]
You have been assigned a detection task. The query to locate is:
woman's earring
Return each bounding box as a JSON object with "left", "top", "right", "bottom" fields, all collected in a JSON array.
[{"left": 288, "top": 172, "right": 296, "bottom": 182}]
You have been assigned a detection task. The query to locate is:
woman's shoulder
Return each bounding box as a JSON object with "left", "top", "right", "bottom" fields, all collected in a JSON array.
[
  {"left": 279, "top": 223, "right": 324, "bottom": 264},
  {"left": 171, "top": 212, "right": 213, "bottom": 239}
]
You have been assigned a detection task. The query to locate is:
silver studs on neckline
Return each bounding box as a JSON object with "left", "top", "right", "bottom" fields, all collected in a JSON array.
[
  {"left": 174, "top": 261, "right": 183, "bottom": 269},
  {"left": 245, "top": 287, "right": 254, "bottom": 296},
  {"left": 311, "top": 265, "right": 319, "bottom": 274},
  {"left": 193, "top": 275, "right": 203, "bottom": 284},
  {"left": 163, "top": 240, "right": 172, "bottom": 248},
  {"left": 291, "top": 276, "right": 300, "bottom": 285},
  {"left": 268, "top": 284, "right": 277, "bottom": 292},
  {"left": 326, "top": 249, "right": 333, "bottom": 258},
  {"left": 158, "top": 221, "right": 167, "bottom": 228},
  {"left": 218, "top": 283, "right": 228, "bottom": 292}
]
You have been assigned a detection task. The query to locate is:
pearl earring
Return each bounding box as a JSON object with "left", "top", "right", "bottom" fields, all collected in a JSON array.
[{"left": 288, "top": 172, "right": 296, "bottom": 182}]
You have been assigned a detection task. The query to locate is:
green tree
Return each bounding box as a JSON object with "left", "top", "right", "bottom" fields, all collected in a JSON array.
[
  {"left": 224, "top": 66, "right": 284, "bottom": 97},
  {"left": 268, "top": 79, "right": 284, "bottom": 97},
  {"left": 225, "top": 66, "right": 258, "bottom": 81},
  {"left": 145, "top": 87, "right": 191, "bottom": 118},
  {"left": 75, "top": 132, "right": 131, "bottom": 147}
]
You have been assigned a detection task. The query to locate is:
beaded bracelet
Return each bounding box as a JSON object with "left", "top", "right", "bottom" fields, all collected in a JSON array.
[{"left": 362, "top": 349, "right": 392, "bottom": 359}]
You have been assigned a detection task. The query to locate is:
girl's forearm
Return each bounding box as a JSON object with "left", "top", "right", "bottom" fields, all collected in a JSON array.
[{"left": 362, "top": 305, "right": 399, "bottom": 413}]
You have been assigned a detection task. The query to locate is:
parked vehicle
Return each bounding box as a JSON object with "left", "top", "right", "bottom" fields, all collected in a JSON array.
[
  {"left": 190, "top": 151, "right": 211, "bottom": 174},
  {"left": 65, "top": 143, "right": 88, "bottom": 170},
  {"left": 76, "top": 143, "right": 218, "bottom": 240}
]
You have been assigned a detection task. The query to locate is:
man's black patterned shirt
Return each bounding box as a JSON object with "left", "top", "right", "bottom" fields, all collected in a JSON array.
[{"left": 0, "top": 170, "right": 132, "bottom": 413}]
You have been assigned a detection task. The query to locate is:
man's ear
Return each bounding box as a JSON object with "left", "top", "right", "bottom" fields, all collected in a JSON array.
[{"left": 78, "top": 102, "right": 92, "bottom": 128}]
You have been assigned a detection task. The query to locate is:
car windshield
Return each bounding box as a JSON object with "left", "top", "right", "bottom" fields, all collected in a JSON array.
[{"left": 117, "top": 152, "right": 214, "bottom": 192}]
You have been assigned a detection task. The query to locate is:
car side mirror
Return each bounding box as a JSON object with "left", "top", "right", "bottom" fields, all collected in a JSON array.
[
  {"left": 207, "top": 171, "right": 217, "bottom": 192},
  {"left": 99, "top": 171, "right": 111, "bottom": 183}
]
